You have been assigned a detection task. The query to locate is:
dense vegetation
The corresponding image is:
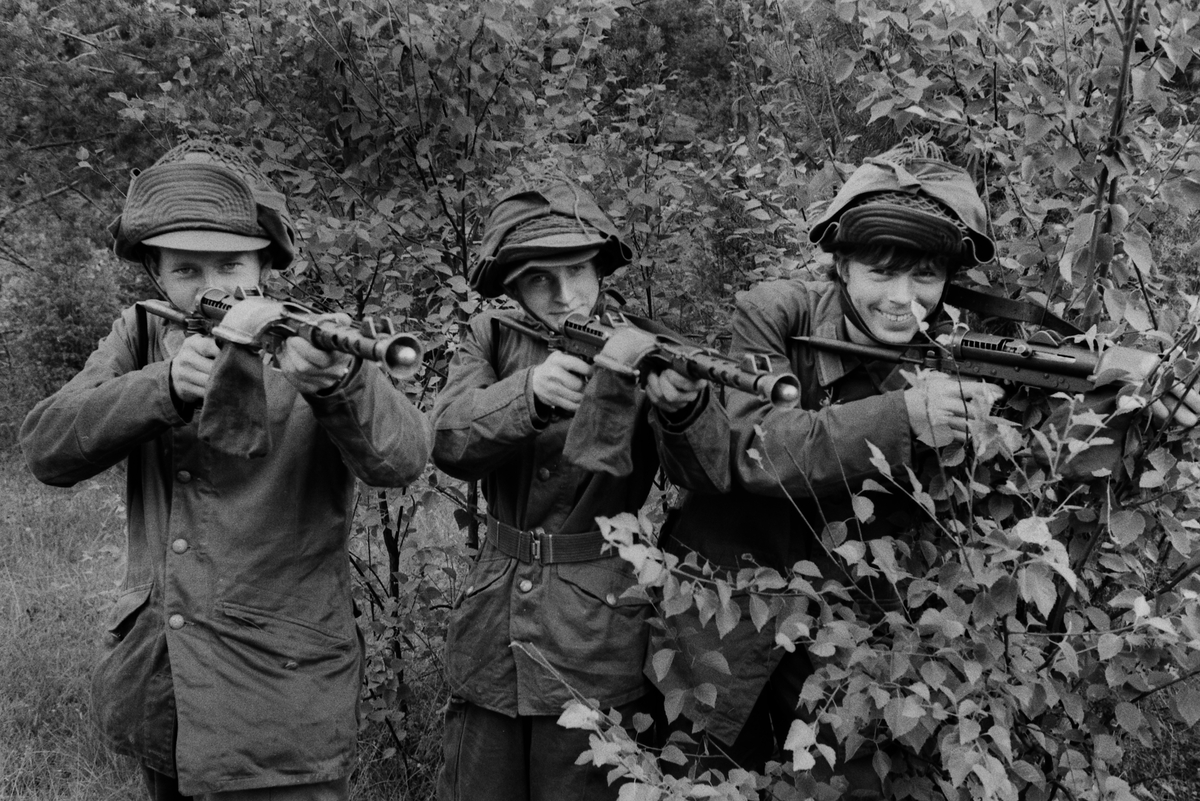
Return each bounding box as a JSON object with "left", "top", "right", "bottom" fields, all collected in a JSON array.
[{"left": 3, "top": 0, "right": 1200, "bottom": 798}]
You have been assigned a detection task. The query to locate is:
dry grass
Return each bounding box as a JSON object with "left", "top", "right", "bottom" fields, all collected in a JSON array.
[{"left": 0, "top": 456, "right": 140, "bottom": 800}]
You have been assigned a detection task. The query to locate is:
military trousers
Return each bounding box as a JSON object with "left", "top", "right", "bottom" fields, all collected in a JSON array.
[{"left": 436, "top": 693, "right": 663, "bottom": 801}]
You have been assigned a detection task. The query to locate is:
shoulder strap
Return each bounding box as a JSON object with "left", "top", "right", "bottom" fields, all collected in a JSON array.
[
  {"left": 944, "top": 284, "right": 1083, "bottom": 337},
  {"left": 135, "top": 303, "right": 150, "bottom": 369},
  {"left": 130, "top": 303, "right": 151, "bottom": 497}
]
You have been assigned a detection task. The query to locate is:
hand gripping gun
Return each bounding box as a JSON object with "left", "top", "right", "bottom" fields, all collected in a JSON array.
[
  {"left": 792, "top": 326, "right": 1163, "bottom": 393},
  {"left": 140, "top": 286, "right": 423, "bottom": 379},
  {"left": 498, "top": 310, "right": 802, "bottom": 408}
]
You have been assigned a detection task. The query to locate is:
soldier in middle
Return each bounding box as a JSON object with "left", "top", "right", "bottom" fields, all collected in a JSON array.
[{"left": 432, "top": 181, "right": 731, "bottom": 801}]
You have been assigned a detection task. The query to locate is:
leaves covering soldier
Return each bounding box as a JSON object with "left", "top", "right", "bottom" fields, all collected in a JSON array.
[{"left": 645, "top": 145, "right": 1200, "bottom": 799}]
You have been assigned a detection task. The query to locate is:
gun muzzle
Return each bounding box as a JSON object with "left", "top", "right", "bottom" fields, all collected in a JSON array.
[
  {"left": 379, "top": 334, "right": 424, "bottom": 380},
  {"left": 764, "top": 373, "right": 801, "bottom": 408}
]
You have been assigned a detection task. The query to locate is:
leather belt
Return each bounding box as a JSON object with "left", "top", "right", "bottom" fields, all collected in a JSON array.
[{"left": 485, "top": 514, "right": 609, "bottom": 564}]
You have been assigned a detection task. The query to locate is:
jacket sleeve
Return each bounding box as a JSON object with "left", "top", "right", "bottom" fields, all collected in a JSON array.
[
  {"left": 431, "top": 314, "right": 546, "bottom": 481},
  {"left": 306, "top": 363, "right": 432, "bottom": 488},
  {"left": 650, "top": 388, "right": 732, "bottom": 494},
  {"left": 729, "top": 283, "right": 913, "bottom": 498},
  {"left": 19, "top": 307, "right": 187, "bottom": 487}
]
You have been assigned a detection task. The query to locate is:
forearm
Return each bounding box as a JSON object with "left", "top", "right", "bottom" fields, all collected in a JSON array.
[
  {"left": 653, "top": 388, "right": 733, "bottom": 494},
  {"left": 308, "top": 367, "right": 432, "bottom": 488},
  {"left": 733, "top": 389, "right": 913, "bottom": 498},
  {"left": 21, "top": 359, "right": 182, "bottom": 486},
  {"left": 432, "top": 367, "right": 547, "bottom": 481}
]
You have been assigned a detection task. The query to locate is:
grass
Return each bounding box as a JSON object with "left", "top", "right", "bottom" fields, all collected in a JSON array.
[
  {"left": 0, "top": 455, "right": 140, "bottom": 800},
  {"left": 0, "top": 453, "right": 458, "bottom": 800}
]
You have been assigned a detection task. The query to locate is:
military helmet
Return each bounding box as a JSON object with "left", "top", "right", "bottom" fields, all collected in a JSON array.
[
  {"left": 470, "top": 181, "right": 633, "bottom": 299},
  {"left": 111, "top": 140, "right": 296, "bottom": 271},
  {"left": 809, "top": 148, "right": 995, "bottom": 267}
]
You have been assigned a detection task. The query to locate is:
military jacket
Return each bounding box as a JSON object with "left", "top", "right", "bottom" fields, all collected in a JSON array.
[
  {"left": 432, "top": 308, "right": 729, "bottom": 716},
  {"left": 651, "top": 278, "right": 920, "bottom": 744},
  {"left": 20, "top": 304, "right": 431, "bottom": 795}
]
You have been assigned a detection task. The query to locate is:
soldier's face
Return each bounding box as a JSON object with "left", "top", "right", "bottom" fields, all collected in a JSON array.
[
  {"left": 511, "top": 260, "right": 601, "bottom": 331},
  {"left": 839, "top": 258, "right": 947, "bottom": 344},
  {"left": 154, "top": 248, "right": 270, "bottom": 312}
]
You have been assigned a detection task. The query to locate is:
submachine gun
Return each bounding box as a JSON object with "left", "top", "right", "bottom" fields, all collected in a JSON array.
[
  {"left": 498, "top": 310, "right": 802, "bottom": 408},
  {"left": 793, "top": 326, "right": 1163, "bottom": 393},
  {"left": 140, "top": 286, "right": 423, "bottom": 379}
]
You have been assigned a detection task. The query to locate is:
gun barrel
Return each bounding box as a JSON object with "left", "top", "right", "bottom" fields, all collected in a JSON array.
[
  {"left": 796, "top": 331, "right": 1104, "bottom": 393},
  {"left": 793, "top": 334, "right": 916, "bottom": 363},
  {"left": 668, "top": 349, "right": 800, "bottom": 408},
  {"left": 305, "top": 322, "right": 423, "bottom": 379},
  {"left": 138, "top": 299, "right": 189, "bottom": 327}
]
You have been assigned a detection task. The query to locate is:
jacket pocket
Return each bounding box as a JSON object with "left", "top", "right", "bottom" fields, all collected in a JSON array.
[
  {"left": 219, "top": 600, "right": 355, "bottom": 657},
  {"left": 445, "top": 555, "right": 513, "bottom": 696},
  {"left": 92, "top": 582, "right": 166, "bottom": 760},
  {"left": 557, "top": 556, "right": 650, "bottom": 609},
  {"left": 548, "top": 557, "right": 652, "bottom": 699},
  {"left": 453, "top": 554, "right": 512, "bottom": 609},
  {"left": 103, "top": 582, "right": 153, "bottom": 642}
]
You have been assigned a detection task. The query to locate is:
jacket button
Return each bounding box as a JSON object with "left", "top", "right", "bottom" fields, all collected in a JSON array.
[
  {"left": 605, "top": 593, "right": 618, "bottom": 606},
  {"left": 536, "top": 467, "right": 550, "bottom": 481},
  {"left": 171, "top": 538, "right": 188, "bottom": 554},
  {"left": 168, "top": 614, "right": 185, "bottom": 630},
  {"left": 176, "top": 470, "right": 192, "bottom": 484},
  {"left": 518, "top": 579, "right": 534, "bottom": 593}
]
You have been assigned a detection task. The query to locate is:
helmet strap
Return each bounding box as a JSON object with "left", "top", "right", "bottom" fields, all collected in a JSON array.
[{"left": 139, "top": 253, "right": 174, "bottom": 307}]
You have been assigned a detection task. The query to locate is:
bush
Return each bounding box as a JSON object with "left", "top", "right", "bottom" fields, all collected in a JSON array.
[{"left": 0, "top": 250, "right": 134, "bottom": 448}]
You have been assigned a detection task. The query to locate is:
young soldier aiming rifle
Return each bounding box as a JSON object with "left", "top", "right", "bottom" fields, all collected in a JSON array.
[
  {"left": 20, "top": 140, "right": 431, "bottom": 801},
  {"left": 646, "top": 147, "right": 1200, "bottom": 799},
  {"left": 432, "top": 180, "right": 731, "bottom": 801}
]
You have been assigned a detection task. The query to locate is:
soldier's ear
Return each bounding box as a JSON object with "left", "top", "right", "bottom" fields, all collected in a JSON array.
[
  {"left": 834, "top": 256, "right": 850, "bottom": 285},
  {"left": 256, "top": 250, "right": 274, "bottom": 281},
  {"left": 142, "top": 248, "right": 161, "bottom": 277}
]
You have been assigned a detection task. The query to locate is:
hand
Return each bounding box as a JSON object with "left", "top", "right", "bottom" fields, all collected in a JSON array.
[
  {"left": 169, "top": 335, "right": 220, "bottom": 404},
  {"left": 277, "top": 335, "right": 356, "bottom": 396},
  {"left": 531, "top": 351, "right": 594, "bottom": 413},
  {"left": 1094, "top": 345, "right": 1200, "bottom": 430},
  {"left": 645, "top": 368, "right": 705, "bottom": 415},
  {"left": 1149, "top": 381, "right": 1200, "bottom": 431},
  {"left": 905, "top": 371, "right": 1004, "bottom": 447}
]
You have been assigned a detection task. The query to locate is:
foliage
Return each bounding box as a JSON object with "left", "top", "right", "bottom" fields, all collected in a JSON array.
[
  {"left": 588, "top": 363, "right": 1200, "bottom": 800},
  {"left": 0, "top": 251, "right": 134, "bottom": 446},
  {"left": 4, "top": 0, "right": 1200, "bottom": 798},
  {"left": 832, "top": 0, "right": 1200, "bottom": 328}
]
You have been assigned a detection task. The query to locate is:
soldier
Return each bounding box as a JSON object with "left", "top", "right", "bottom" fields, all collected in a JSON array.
[
  {"left": 21, "top": 140, "right": 431, "bottom": 800},
  {"left": 646, "top": 146, "right": 1200, "bottom": 798},
  {"left": 432, "top": 180, "right": 730, "bottom": 801}
]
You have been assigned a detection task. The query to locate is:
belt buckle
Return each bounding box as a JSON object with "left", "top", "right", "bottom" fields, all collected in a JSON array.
[{"left": 530, "top": 527, "right": 545, "bottom": 562}]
